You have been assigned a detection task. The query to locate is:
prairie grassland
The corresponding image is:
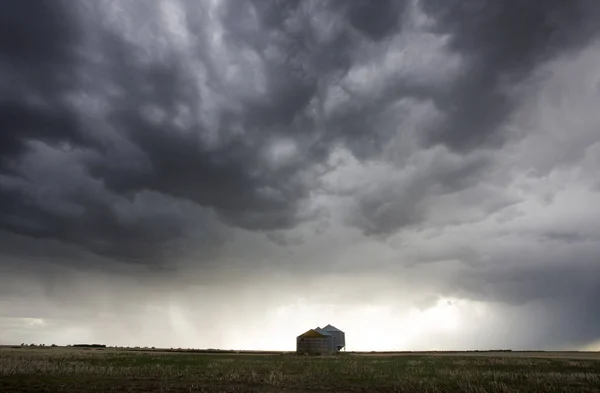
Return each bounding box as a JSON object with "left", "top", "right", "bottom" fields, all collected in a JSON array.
[{"left": 1, "top": 347, "right": 600, "bottom": 392}]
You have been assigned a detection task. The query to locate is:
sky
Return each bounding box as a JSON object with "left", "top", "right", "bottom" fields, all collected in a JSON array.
[{"left": 1, "top": 0, "right": 600, "bottom": 352}]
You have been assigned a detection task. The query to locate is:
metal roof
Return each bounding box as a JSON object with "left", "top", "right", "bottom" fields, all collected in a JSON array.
[
  {"left": 297, "top": 329, "right": 328, "bottom": 339},
  {"left": 314, "top": 327, "right": 332, "bottom": 336},
  {"left": 297, "top": 325, "right": 342, "bottom": 338}
]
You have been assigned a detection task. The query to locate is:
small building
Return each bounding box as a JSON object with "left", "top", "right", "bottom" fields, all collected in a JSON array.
[{"left": 296, "top": 324, "right": 345, "bottom": 355}]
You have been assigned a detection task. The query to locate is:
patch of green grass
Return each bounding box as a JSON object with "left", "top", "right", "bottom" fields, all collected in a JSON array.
[{"left": 1, "top": 348, "right": 600, "bottom": 392}]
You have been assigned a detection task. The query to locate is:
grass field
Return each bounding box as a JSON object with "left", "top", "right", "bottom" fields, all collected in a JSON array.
[{"left": 2, "top": 347, "right": 600, "bottom": 392}]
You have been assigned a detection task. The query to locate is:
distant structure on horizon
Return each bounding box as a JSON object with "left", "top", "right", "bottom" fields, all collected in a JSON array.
[{"left": 296, "top": 324, "right": 345, "bottom": 355}]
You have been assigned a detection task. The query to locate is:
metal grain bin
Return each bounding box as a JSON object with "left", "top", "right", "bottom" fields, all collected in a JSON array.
[
  {"left": 296, "top": 329, "right": 335, "bottom": 355},
  {"left": 322, "top": 324, "right": 345, "bottom": 351}
]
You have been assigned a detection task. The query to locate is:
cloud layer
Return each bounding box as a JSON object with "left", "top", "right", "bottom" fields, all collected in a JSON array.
[{"left": 1, "top": 0, "right": 600, "bottom": 350}]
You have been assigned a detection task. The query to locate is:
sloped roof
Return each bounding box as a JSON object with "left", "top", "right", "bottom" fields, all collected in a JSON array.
[
  {"left": 297, "top": 329, "right": 328, "bottom": 339},
  {"left": 322, "top": 324, "right": 342, "bottom": 332},
  {"left": 314, "top": 327, "right": 332, "bottom": 336}
]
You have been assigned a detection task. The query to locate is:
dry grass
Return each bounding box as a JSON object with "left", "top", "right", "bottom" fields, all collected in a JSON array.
[{"left": 1, "top": 347, "right": 600, "bottom": 392}]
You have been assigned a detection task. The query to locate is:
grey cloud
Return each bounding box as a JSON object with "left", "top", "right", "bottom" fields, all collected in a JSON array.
[
  {"left": 0, "top": 139, "right": 230, "bottom": 264},
  {"left": 344, "top": 0, "right": 407, "bottom": 41},
  {"left": 3, "top": 0, "right": 600, "bottom": 263},
  {"left": 462, "top": 259, "right": 600, "bottom": 349},
  {"left": 336, "top": 1, "right": 600, "bottom": 235},
  {"left": 266, "top": 231, "right": 305, "bottom": 247},
  {"left": 542, "top": 230, "right": 589, "bottom": 244},
  {"left": 410, "top": 205, "right": 600, "bottom": 349},
  {"left": 0, "top": 0, "right": 323, "bottom": 261},
  {"left": 0, "top": 0, "right": 95, "bottom": 168},
  {"left": 0, "top": 0, "right": 423, "bottom": 260},
  {"left": 419, "top": 0, "right": 600, "bottom": 151},
  {"left": 344, "top": 148, "right": 491, "bottom": 236}
]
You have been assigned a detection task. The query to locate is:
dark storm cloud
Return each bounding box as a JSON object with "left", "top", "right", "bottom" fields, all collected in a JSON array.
[
  {"left": 1, "top": 0, "right": 598, "bottom": 259},
  {"left": 347, "top": 149, "right": 490, "bottom": 236},
  {"left": 345, "top": 0, "right": 407, "bottom": 41},
  {"left": 0, "top": 0, "right": 95, "bottom": 168},
  {"left": 331, "top": 0, "right": 600, "bottom": 237},
  {"left": 0, "top": 0, "right": 320, "bottom": 260},
  {"left": 0, "top": 140, "right": 229, "bottom": 265},
  {"left": 0, "top": 0, "right": 413, "bottom": 260},
  {"left": 0, "top": 0, "right": 597, "bottom": 239},
  {"left": 454, "top": 253, "right": 600, "bottom": 349},
  {"left": 418, "top": 0, "right": 600, "bottom": 151},
  {"left": 218, "top": 0, "right": 414, "bottom": 159},
  {"left": 84, "top": 46, "right": 308, "bottom": 230}
]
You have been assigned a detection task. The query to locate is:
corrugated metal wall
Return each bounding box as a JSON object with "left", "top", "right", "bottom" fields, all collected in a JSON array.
[
  {"left": 322, "top": 325, "right": 345, "bottom": 351},
  {"left": 328, "top": 330, "right": 345, "bottom": 350},
  {"left": 296, "top": 326, "right": 345, "bottom": 354},
  {"left": 296, "top": 336, "right": 335, "bottom": 354}
]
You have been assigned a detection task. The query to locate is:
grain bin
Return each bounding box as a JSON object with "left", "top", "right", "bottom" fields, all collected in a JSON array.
[
  {"left": 296, "top": 328, "right": 335, "bottom": 355},
  {"left": 322, "top": 324, "right": 345, "bottom": 351}
]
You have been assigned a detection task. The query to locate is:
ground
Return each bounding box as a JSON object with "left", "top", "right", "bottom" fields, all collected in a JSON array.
[{"left": 1, "top": 347, "right": 600, "bottom": 392}]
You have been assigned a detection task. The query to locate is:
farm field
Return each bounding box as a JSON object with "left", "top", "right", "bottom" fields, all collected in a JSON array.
[{"left": 1, "top": 347, "right": 600, "bottom": 392}]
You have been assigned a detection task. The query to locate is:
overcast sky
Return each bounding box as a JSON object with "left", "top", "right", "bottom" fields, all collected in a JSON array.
[{"left": 2, "top": 0, "right": 600, "bottom": 351}]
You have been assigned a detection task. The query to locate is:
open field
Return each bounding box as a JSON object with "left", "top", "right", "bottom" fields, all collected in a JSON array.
[{"left": 2, "top": 347, "right": 600, "bottom": 392}]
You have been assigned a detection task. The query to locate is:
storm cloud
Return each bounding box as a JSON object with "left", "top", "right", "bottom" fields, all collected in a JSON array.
[{"left": 1, "top": 0, "right": 600, "bottom": 351}]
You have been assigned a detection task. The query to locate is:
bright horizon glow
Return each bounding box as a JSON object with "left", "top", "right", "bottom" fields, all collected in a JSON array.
[
  {"left": 221, "top": 297, "right": 471, "bottom": 352},
  {"left": 2, "top": 298, "right": 486, "bottom": 350},
  {"left": 2, "top": 298, "right": 594, "bottom": 352}
]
